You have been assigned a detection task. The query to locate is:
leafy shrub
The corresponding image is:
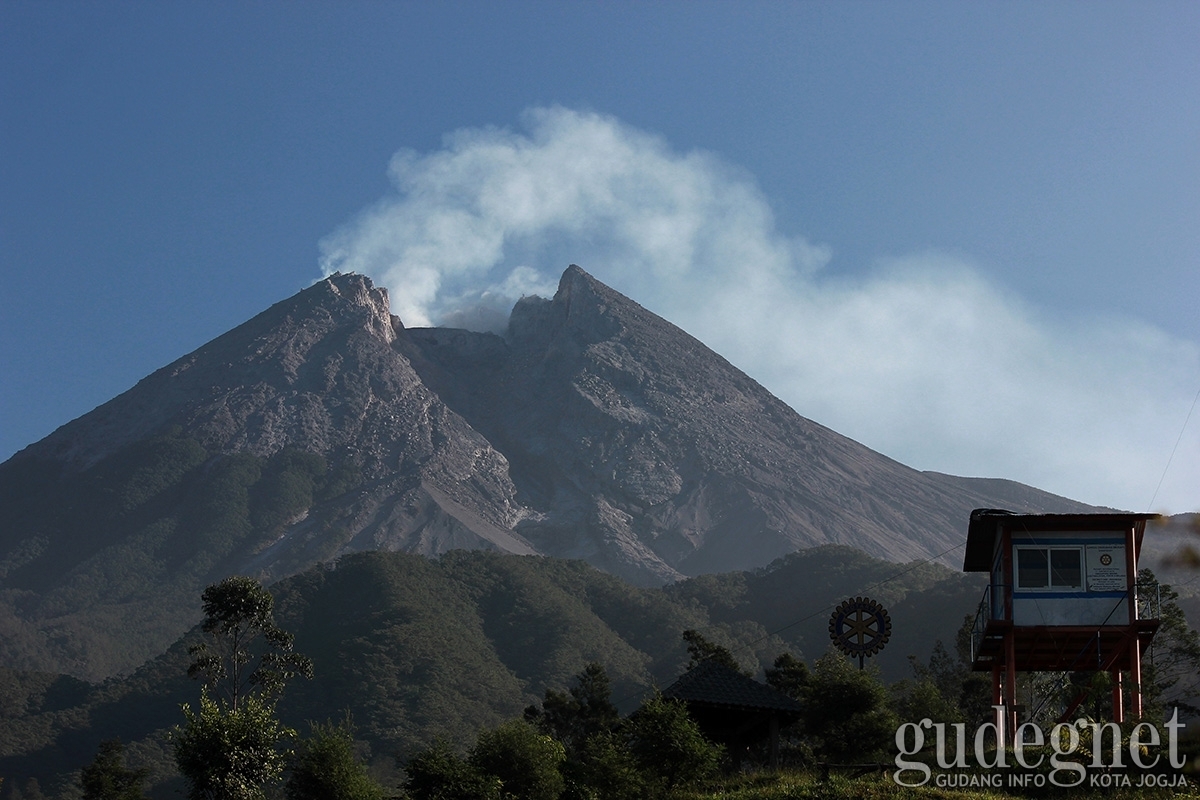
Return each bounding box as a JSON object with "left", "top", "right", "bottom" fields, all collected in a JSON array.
[
  {"left": 79, "top": 739, "right": 149, "bottom": 800},
  {"left": 470, "top": 720, "right": 566, "bottom": 800},
  {"left": 404, "top": 739, "right": 500, "bottom": 800},
  {"left": 627, "top": 693, "right": 722, "bottom": 796},
  {"left": 285, "top": 719, "right": 384, "bottom": 800},
  {"left": 172, "top": 692, "right": 294, "bottom": 800},
  {"left": 802, "top": 651, "right": 897, "bottom": 763},
  {"left": 561, "top": 730, "right": 645, "bottom": 800}
]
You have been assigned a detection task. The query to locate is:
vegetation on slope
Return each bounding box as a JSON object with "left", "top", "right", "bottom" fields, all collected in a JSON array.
[
  {"left": 2, "top": 549, "right": 1197, "bottom": 799},
  {"left": 0, "top": 431, "right": 356, "bottom": 679}
]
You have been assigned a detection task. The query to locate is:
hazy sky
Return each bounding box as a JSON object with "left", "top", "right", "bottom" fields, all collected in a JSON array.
[{"left": 2, "top": 2, "right": 1197, "bottom": 515}]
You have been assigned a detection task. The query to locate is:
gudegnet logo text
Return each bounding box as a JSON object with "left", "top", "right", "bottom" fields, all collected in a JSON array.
[{"left": 893, "top": 707, "right": 1190, "bottom": 789}]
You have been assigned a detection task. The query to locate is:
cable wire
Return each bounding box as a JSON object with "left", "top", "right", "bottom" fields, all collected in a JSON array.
[
  {"left": 609, "top": 540, "right": 969, "bottom": 708},
  {"left": 1147, "top": 381, "right": 1200, "bottom": 512}
]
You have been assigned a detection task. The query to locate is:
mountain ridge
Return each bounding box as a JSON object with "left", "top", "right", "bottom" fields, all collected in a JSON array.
[{"left": 0, "top": 265, "right": 1097, "bottom": 678}]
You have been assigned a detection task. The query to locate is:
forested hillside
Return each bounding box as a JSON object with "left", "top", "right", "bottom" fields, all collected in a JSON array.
[
  {"left": 0, "top": 545, "right": 983, "bottom": 797},
  {"left": 0, "top": 432, "right": 360, "bottom": 680}
]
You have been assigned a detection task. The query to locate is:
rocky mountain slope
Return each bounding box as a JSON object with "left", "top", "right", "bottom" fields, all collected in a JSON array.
[
  {"left": 0, "top": 266, "right": 1096, "bottom": 677},
  {"left": 403, "top": 266, "right": 1098, "bottom": 579}
]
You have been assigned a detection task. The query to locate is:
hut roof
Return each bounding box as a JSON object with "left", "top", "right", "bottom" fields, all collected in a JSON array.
[{"left": 662, "top": 660, "right": 803, "bottom": 714}]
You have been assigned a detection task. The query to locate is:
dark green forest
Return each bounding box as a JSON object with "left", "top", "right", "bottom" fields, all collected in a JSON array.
[
  {"left": 0, "top": 540, "right": 970, "bottom": 796},
  {"left": 3, "top": 545, "right": 1198, "bottom": 799}
]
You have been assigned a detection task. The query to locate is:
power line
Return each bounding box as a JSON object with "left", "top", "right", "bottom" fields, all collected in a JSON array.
[
  {"left": 731, "top": 541, "right": 968, "bottom": 657},
  {"left": 1147, "top": 381, "right": 1200, "bottom": 513},
  {"left": 606, "top": 541, "right": 970, "bottom": 709}
]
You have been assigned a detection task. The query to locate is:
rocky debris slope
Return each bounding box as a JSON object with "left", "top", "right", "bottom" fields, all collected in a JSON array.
[{"left": 403, "top": 266, "right": 1097, "bottom": 582}]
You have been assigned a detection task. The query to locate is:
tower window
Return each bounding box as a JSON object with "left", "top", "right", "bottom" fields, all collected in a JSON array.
[{"left": 1015, "top": 546, "right": 1082, "bottom": 590}]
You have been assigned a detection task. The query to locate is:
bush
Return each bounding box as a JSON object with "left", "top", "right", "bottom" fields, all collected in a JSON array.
[
  {"left": 79, "top": 739, "right": 149, "bottom": 800},
  {"left": 524, "top": 662, "right": 620, "bottom": 753},
  {"left": 561, "top": 730, "right": 646, "bottom": 800},
  {"left": 627, "top": 693, "right": 722, "bottom": 796},
  {"left": 803, "top": 651, "right": 897, "bottom": 762},
  {"left": 172, "top": 692, "right": 293, "bottom": 800},
  {"left": 404, "top": 739, "right": 500, "bottom": 800},
  {"left": 285, "top": 720, "right": 384, "bottom": 800},
  {"left": 470, "top": 720, "right": 566, "bottom": 800}
]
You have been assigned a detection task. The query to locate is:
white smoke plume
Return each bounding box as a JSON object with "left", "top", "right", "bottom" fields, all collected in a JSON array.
[{"left": 320, "top": 107, "right": 1200, "bottom": 515}]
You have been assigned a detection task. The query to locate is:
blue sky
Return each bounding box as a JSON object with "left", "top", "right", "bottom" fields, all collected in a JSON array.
[{"left": 2, "top": 1, "right": 1197, "bottom": 515}]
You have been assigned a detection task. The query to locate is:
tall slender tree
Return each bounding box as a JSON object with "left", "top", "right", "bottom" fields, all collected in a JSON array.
[
  {"left": 185, "top": 576, "right": 312, "bottom": 710},
  {"left": 172, "top": 576, "right": 312, "bottom": 800}
]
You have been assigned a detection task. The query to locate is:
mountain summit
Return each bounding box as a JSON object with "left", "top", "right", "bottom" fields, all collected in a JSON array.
[
  {"left": 0, "top": 266, "right": 1092, "bottom": 677},
  {"left": 403, "top": 265, "right": 1094, "bottom": 577}
]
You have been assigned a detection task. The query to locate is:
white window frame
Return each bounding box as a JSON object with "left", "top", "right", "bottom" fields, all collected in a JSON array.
[{"left": 1014, "top": 545, "right": 1084, "bottom": 591}]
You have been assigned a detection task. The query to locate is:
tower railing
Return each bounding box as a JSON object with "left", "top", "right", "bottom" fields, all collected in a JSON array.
[
  {"left": 969, "top": 583, "right": 1007, "bottom": 663},
  {"left": 1133, "top": 577, "right": 1162, "bottom": 621}
]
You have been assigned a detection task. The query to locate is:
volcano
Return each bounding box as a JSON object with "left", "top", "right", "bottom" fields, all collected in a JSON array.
[{"left": 0, "top": 265, "right": 1094, "bottom": 677}]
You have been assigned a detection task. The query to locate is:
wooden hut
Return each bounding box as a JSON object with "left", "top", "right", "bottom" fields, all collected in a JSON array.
[{"left": 662, "top": 660, "right": 804, "bottom": 768}]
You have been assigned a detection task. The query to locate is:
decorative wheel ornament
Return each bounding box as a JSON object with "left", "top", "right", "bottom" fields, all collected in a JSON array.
[{"left": 829, "top": 596, "right": 892, "bottom": 666}]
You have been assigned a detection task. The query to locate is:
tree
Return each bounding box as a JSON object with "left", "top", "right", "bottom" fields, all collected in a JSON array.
[
  {"left": 891, "top": 645, "right": 964, "bottom": 726},
  {"left": 173, "top": 693, "right": 293, "bottom": 800},
  {"left": 404, "top": 739, "right": 500, "bottom": 800},
  {"left": 173, "top": 576, "right": 312, "bottom": 800},
  {"left": 681, "top": 629, "right": 745, "bottom": 675},
  {"left": 285, "top": 719, "right": 384, "bottom": 800},
  {"left": 802, "top": 650, "right": 897, "bottom": 762},
  {"left": 186, "top": 576, "right": 312, "bottom": 710},
  {"left": 891, "top": 672, "right": 961, "bottom": 727},
  {"left": 1138, "top": 568, "right": 1200, "bottom": 718},
  {"left": 79, "top": 740, "right": 149, "bottom": 800},
  {"left": 764, "top": 651, "right": 810, "bottom": 700},
  {"left": 764, "top": 652, "right": 815, "bottom": 765},
  {"left": 470, "top": 720, "right": 566, "bottom": 800},
  {"left": 524, "top": 662, "right": 620, "bottom": 752},
  {"left": 524, "top": 664, "right": 644, "bottom": 800},
  {"left": 12, "top": 778, "right": 46, "bottom": 799},
  {"left": 627, "top": 693, "right": 722, "bottom": 797},
  {"left": 561, "top": 730, "right": 646, "bottom": 800}
]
